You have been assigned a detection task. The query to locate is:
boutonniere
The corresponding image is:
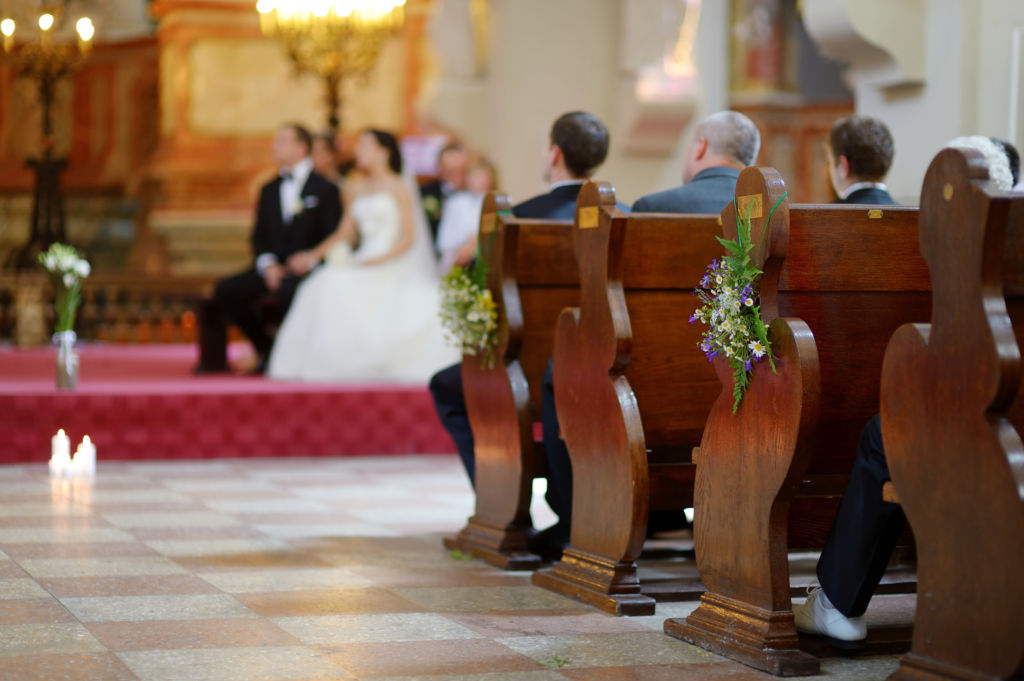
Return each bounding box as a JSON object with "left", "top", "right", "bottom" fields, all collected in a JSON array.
[
  {"left": 423, "top": 195, "right": 441, "bottom": 219},
  {"left": 290, "top": 197, "right": 304, "bottom": 217}
]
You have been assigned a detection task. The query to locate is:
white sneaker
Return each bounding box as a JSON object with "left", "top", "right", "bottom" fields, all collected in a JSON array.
[{"left": 793, "top": 587, "right": 867, "bottom": 643}]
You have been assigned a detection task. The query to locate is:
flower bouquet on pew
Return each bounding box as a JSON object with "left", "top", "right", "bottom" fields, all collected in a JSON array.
[
  {"left": 690, "top": 198, "right": 784, "bottom": 413},
  {"left": 439, "top": 257, "right": 498, "bottom": 369}
]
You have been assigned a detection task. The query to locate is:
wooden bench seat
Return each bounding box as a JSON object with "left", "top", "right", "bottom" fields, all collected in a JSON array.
[
  {"left": 443, "top": 192, "right": 578, "bottom": 569},
  {"left": 664, "top": 166, "right": 929, "bottom": 676}
]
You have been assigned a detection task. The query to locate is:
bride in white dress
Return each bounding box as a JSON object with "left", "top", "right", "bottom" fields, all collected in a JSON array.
[{"left": 267, "top": 129, "right": 460, "bottom": 382}]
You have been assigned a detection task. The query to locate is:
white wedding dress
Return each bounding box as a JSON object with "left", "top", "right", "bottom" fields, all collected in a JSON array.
[{"left": 267, "top": 186, "right": 460, "bottom": 383}]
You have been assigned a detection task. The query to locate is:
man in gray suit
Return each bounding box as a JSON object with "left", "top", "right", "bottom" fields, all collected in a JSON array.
[{"left": 632, "top": 111, "right": 760, "bottom": 213}]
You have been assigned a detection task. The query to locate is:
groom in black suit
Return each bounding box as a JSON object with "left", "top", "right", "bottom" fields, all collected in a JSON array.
[{"left": 213, "top": 123, "right": 342, "bottom": 372}]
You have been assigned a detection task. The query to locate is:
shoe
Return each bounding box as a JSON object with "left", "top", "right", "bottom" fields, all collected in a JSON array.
[
  {"left": 793, "top": 587, "right": 867, "bottom": 648},
  {"left": 527, "top": 523, "right": 570, "bottom": 562}
]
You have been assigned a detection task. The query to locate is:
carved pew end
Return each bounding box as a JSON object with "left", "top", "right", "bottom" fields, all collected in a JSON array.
[
  {"left": 443, "top": 517, "right": 542, "bottom": 571},
  {"left": 664, "top": 592, "right": 819, "bottom": 677},
  {"left": 532, "top": 548, "right": 657, "bottom": 616}
]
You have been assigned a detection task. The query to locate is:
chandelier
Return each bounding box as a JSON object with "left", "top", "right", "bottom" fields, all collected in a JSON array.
[
  {"left": 0, "top": 2, "right": 95, "bottom": 269},
  {"left": 256, "top": 0, "right": 407, "bottom": 133}
]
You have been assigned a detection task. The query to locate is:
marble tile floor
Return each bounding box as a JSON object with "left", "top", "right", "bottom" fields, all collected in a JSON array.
[{"left": 0, "top": 456, "right": 910, "bottom": 680}]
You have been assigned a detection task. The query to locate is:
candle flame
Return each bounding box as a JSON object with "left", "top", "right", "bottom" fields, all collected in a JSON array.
[
  {"left": 38, "top": 13, "right": 54, "bottom": 31},
  {"left": 0, "top": 19, "right": 14, "bottom": 37},
  {"left": 76, "top": 17, "right": 94, "bottom": 42}
]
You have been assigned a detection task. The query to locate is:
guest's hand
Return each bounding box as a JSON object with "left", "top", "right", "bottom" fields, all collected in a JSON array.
[
  {"left": 262, "top": 262, "right": 286, "bottom": 292},
  {"left": 286, "top": 251, "right": 315, "bottom": 275}
]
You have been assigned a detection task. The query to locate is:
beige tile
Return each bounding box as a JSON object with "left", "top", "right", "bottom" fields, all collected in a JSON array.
[
  {"left": 393, "top": 586, "right": 589, "bottom": 613},
  {"left": 0, "top": 578, "right": 51, "bottom": 600},
  {"left": 0, "top": 599, "right": 77, "bottom": 625},
  {"left": 117, "top": 646, "right": 352, "bottom": 681},
  {"left": 274, "top": 613, "right": 483, "bottom": 645},
  {"left": 19, "top": 556, "right": 189, "bottom": 579},
  {"left": 142, "top": 538, "right": 290, "bottom": 557},
  {"left": 61, "top": 594, "right": 256, "bottom": 622},
  {"left": 197, "top": 568, "right": 375, "bottom": 593},
  {"left": 368, "top": 673, "right": 571, "bottom": 681},
  {"left": 253, "top": 522, "right": 402, "bottom": 539},
  {"left": 447, "top": 612, "right": 654, "bottom": 638},
  {"left": 101, "top": 512, "right": 242, "bottom": 528},
  {"left": 1, "top": 542, "right": 159, "bottom": 560},
  {"left": 0, "top": 527, "right": 135, "bottom": 543},
  {"left": 0, "top": 623, "right": 106, "bottom": 656},
  {"left": 201, "top": 499, "right": 332, "bottom": 514},
  {"left": 496, "top": 632, "right": 724, "bottom": 668},
  {"left": 321, "top": 639, "right": 543, "bottom": 678}
]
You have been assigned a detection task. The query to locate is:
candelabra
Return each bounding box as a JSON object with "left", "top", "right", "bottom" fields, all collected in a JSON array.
[
  {"left": 1, "top": 4, "right": 93, "bottom": 269},
  {"left": 255, "top": 0, "right": 407, "bottom": 134}
]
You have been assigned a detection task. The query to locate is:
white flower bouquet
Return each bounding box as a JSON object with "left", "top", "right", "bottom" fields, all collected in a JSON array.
[
  {"left": 439, "top": 261, "right": 498, "bottom": 368},
  {"left": 38, "top": 243, "right": 91, "bottom": 333}
]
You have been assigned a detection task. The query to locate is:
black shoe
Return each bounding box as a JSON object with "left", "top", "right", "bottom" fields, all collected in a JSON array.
[{"left": 528, "top": 523, "right": 570, "bottom": 562}]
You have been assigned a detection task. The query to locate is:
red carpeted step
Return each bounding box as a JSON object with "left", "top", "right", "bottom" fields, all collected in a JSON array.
[{"left": 0, "top": 344, "right": 456, "bottom": 462}]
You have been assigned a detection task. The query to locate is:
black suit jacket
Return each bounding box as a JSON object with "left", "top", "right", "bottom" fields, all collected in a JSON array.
[
  {"left": 420, "top": 178, "right": 451, "bottom": 244},
  {"left": 514, "top": 183, "right": 630, "bottom": 219},
  {"left": 631, "top": 166, "right": 741, "bottom": 214},
  {"left": 837, "top": 187, "right": 897, "bottom": 205},
  {"left": 251, "top": 171, "right": 342, "bottom": 264}
]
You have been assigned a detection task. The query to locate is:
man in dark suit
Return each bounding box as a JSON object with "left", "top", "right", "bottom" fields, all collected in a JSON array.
[
  {"left": 212, "top": 123, "right": 342, "bottom": 373},
  {"left": 430, "top": 111, "right": 619, "bottom": 559},
  {"left": 632, "top": 111, "right": 760, "bottom": 214},
  {"left": 826, "top": 115, "right": 897, "bottom": 205},
  {"left": 420, "top": 142, "right": 468, "bottom": 247}
]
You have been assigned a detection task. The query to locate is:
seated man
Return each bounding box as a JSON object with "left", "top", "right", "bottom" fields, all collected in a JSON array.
[
  {"left": 825, "top": 114, "right": 897, "bottom": 205},
  {"left": 794, "top": 134, "right": 1019, "bottom": 646},
  {"left": 632, "top": 110, "right": 761, "bottom": 213},
  {"left": 211, "top": 124, "right": 342, "bottom": 373},
  {"left": 430, "top": 111, "right": 621, "bottom": 558}
]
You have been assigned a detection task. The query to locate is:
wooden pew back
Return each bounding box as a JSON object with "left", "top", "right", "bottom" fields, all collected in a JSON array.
[{"left": 447, "top": 192, "right": 576, "bottom": 569}]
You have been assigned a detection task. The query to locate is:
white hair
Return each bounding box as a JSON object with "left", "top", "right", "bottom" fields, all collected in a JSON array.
[{"left": 945, "top": 135, "right": 1014, "bottom": 191}]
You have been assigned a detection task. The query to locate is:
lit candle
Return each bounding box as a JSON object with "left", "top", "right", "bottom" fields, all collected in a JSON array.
[
  {"left": 38, "top": 12, "right": 53, "bottom": 48},
  {"left": 76, "top": 435, "right": 96, "bottom": 477},
  {"left": 75, "top": 17, "right": 93, "bottom": 56},
  {"left": 49, "top": 429, "right": 71, "bottom": 477}
]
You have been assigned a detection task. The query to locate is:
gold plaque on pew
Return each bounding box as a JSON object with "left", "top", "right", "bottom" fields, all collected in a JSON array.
[
  {"left": 579, "top": 206, "right": 599, "bottom": 229},
  {"left": 480, "top": 212, "right": 497, "bottom": 234},
  {"left": 737, "top": 194, "right": 763, "bottom": 220},
  {"left": 868, "top": 209, "right": 883, "bottom": 219}
]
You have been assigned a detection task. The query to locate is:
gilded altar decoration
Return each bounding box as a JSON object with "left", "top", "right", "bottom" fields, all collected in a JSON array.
[{"left": 255, "top": 0, "right": 407, "bottom": 132}]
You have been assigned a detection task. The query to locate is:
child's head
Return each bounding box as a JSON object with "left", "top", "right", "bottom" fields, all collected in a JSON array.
[{"left": 466, "top": 158, "right": 497, "bottom": 194}]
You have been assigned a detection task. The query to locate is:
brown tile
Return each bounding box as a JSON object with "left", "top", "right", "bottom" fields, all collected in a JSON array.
[
  {"left": 1, "top": 542, "right": 157, "bottom": 560},
  {"left": 321, "top": 639, "right": 543, "bottom": 677},
  {"left": 39, "top": 574, "right": 223, "bottom": 598},
  {"left": 0, "top": 599, "right": 76, "bottom": 625},
  {"left": 0, "top": 652, "right": 140, "bottom": 681},
  {"left": 347, "top": 564, "right": 534, "bottom": 588},
  {"left": 237, "top": 588, "right": 424, "bottom": 617},
  {"left": 559, "top": 663, "right": 778, "bottom": 680},
  {"left": 447, "top": 612, "right": 654, "bottom": 638},
  {"left": 0, "top": 561, "right": 28, "bottom": 578},
  {"left": 85, "top": 618, "right": 303, "bottom": 651},
  {"left": 169, "top": 550, "right": 335, "bottom": 572}
]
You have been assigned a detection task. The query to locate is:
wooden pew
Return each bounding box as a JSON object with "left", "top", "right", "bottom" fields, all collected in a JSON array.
[
  {"left": 531, "top": 182, "right": 722, "bottom": 615},
  {"left": 443, "top": 192, "right": 578, "bottom": 569},
  {"left": 881, "top": 148, "right": 1024, "bottom": 681},
  {"left": 664, "top": 166, "right": 929, "bottom": 675}
]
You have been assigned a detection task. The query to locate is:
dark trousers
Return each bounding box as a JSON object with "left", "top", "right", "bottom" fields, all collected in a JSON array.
[
  {"left": 212, "top": 267, "right": 301, "bottom": 358},
  {"left": 429, "top": 363, "right": 475, "bottom": 485},
  {"left": 428, "top": 359, "right": 573, "bottom": 535},
  {"left": 817, "top": 414, "right": 906, "bottom": 617}
]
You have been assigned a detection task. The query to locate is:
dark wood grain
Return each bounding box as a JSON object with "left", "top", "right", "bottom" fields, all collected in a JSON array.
[
  {"left": 666, "top": 166, "right": 928, "bottom": 675},
  {"left": 881, "top": 148, "right": 1024, "bottom": 681},
  {"left": 531, "top": 182, "right": 722, "bottom": 615}
]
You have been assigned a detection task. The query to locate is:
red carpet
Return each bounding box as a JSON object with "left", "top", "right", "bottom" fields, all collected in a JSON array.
[{"left": 0, "top": 343, "right": 456, "bottom": 463}]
